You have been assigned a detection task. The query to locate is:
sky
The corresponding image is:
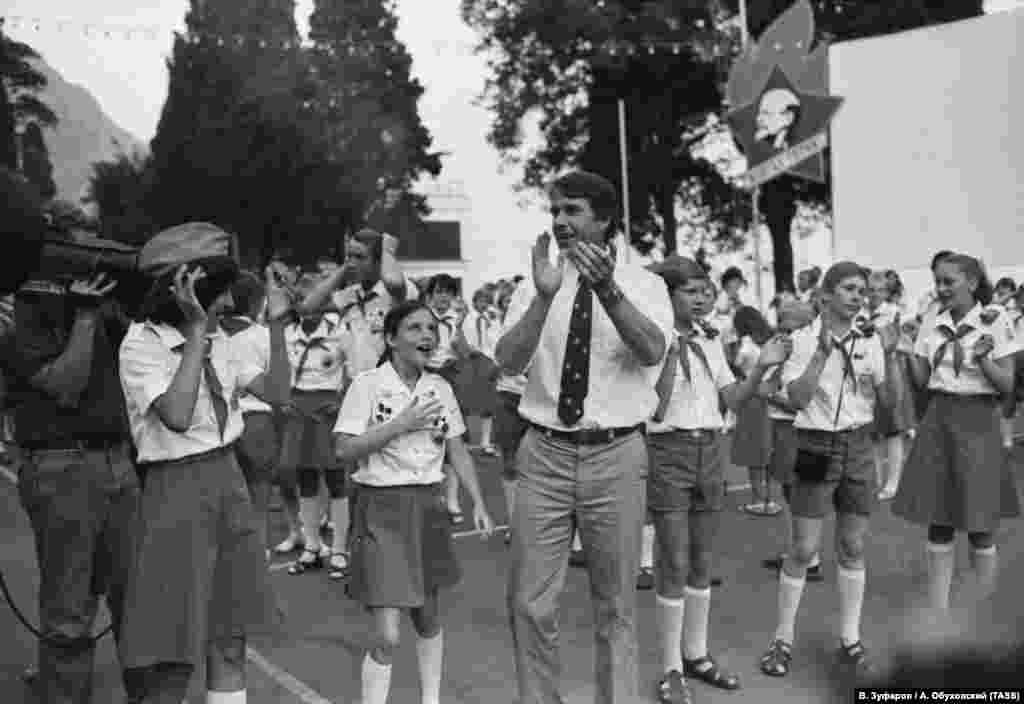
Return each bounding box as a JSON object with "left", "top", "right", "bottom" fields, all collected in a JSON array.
[
  {"left": 3, "top": 0, "right": 550, "bottom": 292},
  {"left": 4, "top": 0, "right": 1022, "bottom": 296}
]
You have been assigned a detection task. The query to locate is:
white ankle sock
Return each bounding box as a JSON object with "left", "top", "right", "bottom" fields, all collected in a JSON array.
[
  {"left": 655, "top": 593, "right": 685, "bottom": 674},
  {"left": 362, "top": 652, "right": 393, "bottom": 704},
  {"left": 970, "top": 545, "right": 998, "bottom": 600},
  {"left": 682, "top": 585, "right": 711, "bottom": 661},
  {"left": 836, "top": 564, "right": 866, "bottom": 646},
  {"left": 206, "top": 691, "right": 246, "bottom": 703},
  {"left": 298, "top": 497, "right": 322, "bottom": 551},
  {"left": 775, "top": 571, "right": 806, "bottom": 644},
  {"left": 926, "top": 541, "right": 955, "bottom": 610},
  {"left": 329, "top": 498, "right": 349, "bottom": 555},
  {"left": 572, "top": 532, "right": 583, "bottom": 552},
  {"left": 416, "top": 630, "right": 444, "bottom": 704},
  {"left": 641, "top": 524, "right": 654, "bottom": 570}
]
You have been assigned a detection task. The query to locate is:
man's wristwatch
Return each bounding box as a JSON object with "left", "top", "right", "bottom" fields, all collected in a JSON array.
[{"left": 595, "top": 281, "right": 625, "bottom": 307}]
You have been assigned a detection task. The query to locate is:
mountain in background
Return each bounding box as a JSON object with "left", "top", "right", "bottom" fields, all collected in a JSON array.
[{"left": 31, "top": 59, "right": 148, "bottom": 204}]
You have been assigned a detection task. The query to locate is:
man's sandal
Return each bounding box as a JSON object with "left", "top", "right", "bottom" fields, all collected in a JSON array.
[
  {"left": 287, "top": 549, "right": 325, "bottom": 575},
  {"left": 328, "top": 552, "right": 350, "bottom": 580},
  {"left": 683, "top": 655, "right": 741, "bottom": 690},
  {"left": 760, "top": 639, "right": 793, "bottom": 677}
]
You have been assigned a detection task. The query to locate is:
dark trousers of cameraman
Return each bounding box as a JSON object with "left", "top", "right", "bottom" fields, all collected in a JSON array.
[{"left": 17, "top": 441, "right": 140, "bottom": 704}]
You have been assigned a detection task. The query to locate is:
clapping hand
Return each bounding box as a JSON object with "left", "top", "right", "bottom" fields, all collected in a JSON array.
[
  {"left": 567, "top": 241, "right": 615, "bottom": 290},
  {"left": 973, "top": 333, "right": 995, "bottom": 361},
  {"left": 532, "top": 233, "right": 564, "bottom": 299},
  {"left": 758, "top": 334, "right": 793, "bottom": 368},
  {"left": 877, "top": 319, "right": 900, "bottom": 354},
  {"left": 264, "top": 263, "right": 293, "bottom": 322}
]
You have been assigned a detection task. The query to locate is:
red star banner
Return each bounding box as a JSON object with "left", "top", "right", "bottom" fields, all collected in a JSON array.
[{"left": 725, "top": 0, "right": 844, "bottom": 189}]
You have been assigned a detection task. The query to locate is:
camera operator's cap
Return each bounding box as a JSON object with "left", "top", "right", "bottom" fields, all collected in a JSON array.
[
  {"left": 139, "top": 222, "right": 238, "bottom": 278},
  {"left": 647, "top": 255, "right": 708, "bottom": 288}
]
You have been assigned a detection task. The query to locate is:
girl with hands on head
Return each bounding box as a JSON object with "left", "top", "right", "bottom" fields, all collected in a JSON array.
[{"left": 333, "top": 300, "right": 493, "bottom": 704}]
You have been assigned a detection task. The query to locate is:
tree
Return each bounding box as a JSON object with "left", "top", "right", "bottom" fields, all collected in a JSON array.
[
  {"left": 0, "top": 24, "right": 57, "bottom": 169},
  {"left": 86, "top": 151, "right": 158, "bottom": 245},
  {"left": 20, "top": 121, "right": 55, "bottom": 199},
  {"left": 721, "top": 0, "right": 984, "bottom": 292},
  {"left": 463, "top": 0, "right": 742, "bottom": 254},
  {"left": 306, "top": 0, "right": 442, "bottom": 233},
  {"left": 147, "top": 0, "right": 322, "bottom": 267}
]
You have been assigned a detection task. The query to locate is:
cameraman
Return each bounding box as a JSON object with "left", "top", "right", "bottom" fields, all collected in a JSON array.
[{"left": 6, "top": 272, "right": 139, "bottom": 704}]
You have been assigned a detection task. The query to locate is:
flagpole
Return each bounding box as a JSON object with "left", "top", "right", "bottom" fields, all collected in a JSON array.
[
  {"left": 739, "top": 0, "right": 763, "bottom": 308},
  {"left": 617, "top": 98, "right": 631, "bottom": 264}
]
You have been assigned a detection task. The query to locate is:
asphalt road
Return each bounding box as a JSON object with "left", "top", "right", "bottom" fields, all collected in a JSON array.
[{"left": 2, "top": 445, "right": 1022, "bottom": 704}]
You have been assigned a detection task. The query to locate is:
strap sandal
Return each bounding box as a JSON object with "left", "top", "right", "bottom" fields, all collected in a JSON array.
[
  {"left": 287, "top": 548, "right": 324, "bottom": 575},
  {"left": 656, "top": 669, "right": 693, "bottom": 704},
  {"left": 837, "top": 640, "right": 871, "bottom": 673},
  {"left": 760, "top": 639, "right": 793, "bottom": 677},
  {"left": 328, "top": 552, "right": 350, "bottom": 580},
  {"left": 683, "top": 654, "right": 741, "bottom": 690},
  {"left": 273, "top": 535, "right": 304, "bottom": 554},
  {"left": 448, "top": 509, "right": 465, "bottom": 526}
]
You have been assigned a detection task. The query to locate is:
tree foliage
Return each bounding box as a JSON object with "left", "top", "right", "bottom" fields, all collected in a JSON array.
[
  {"left": 462, "top": 0, "right": 738, "bottom": 255},
  {"left": 20, "top": 122, "right": 55, "bottom": 199},
  {"left": 0, "top": 28, "right": 57, "bottom": 171},
  {"left": 86, "top": 151, "right": 157, "bottom": 245}
]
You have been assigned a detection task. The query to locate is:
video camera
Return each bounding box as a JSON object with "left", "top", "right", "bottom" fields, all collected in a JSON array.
[{"left": 1, "top": 167, "right": 147, "bottom": 307}]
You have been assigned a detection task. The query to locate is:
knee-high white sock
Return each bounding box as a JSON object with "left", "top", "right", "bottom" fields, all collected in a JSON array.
[
  {"left": 873, "top": 440, "right": 887, "bottom": 488},
  {"left": 480, "top": 416, "right": 494, "bottom": 447},
  {"left": 655, "top": 594, "right": 685, "bottom": 675},
  {"left": 775, "top": 572, "right": 806, "bottom": 644},
  {"left": 206, "top": 691, "right": 246, "bottom": 703},
  {"left": 416, "top": 630, "right": 444, "bottom": 704},
  {"left": 885, "top": 435, "right": 905, "bottom": 491},
  {"left": 445, "top": 469, "right": 461, "bottom": 512},
  {"left": 641, "top": 524, "right": 655, "bottom": 570},
  {"left": 298, "top": 496, "right": 322, "bottom": 550},
  {"left": 970, "top": 545, "right": 998, "bottom": 600},
  {"left": 837, "top": 564, "right": 866, "bottom": 646},
  {"left": 1000, "top": 417, "right": 1014, "bottom": 449},
  {"left": 572, "top": 531, "right": 583, "bottom": 552},
  {"left": 682, "top": 585, "right": 711, "bottom": 661},
  {"left": 330, "top": 498, "right": 349, "bottom": 555},
  {"left": 926, "top": 541, "right": 955, "bottom": 610},
  {"left": 362, "top": 653, "right": 392, "bottom": 704}
]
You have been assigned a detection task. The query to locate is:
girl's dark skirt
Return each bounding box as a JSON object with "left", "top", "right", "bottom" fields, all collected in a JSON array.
[
  {"left": 730, "top": 396, "right": 773, "bottom": 468},
  {"left": 894, "top": 393, "right": 1021, "bottom": 533},
  {"left": 120, "top": 446, "right": 282, "bottom": 669},
  {"left": 349, "top": 483, "right": 461, "bottom": 608},
  {"left": 279, "top": 389, "right": 341, "bottom": 470}
]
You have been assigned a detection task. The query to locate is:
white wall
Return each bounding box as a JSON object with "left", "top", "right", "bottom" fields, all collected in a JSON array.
[{"left": 829, "top": 10, "right": 1024, "bottom": 286}]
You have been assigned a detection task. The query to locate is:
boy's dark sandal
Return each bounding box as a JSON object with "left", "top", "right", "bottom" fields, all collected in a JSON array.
[
  {"left": 287, "top": 549, "right": 325, "bottom": 575},
  {"left": 760, "top": 639, "right": 793, "bottom": 677},
  {"left": 656, "top": 670, "right": 694, "bottom": 704},
  {"left": 683, "top": 654, "right": 741, "bottom": 690}
]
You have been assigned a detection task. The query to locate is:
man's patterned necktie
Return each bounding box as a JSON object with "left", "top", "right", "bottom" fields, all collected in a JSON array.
[
  {"left": 557, "top": 281, "right": 592, "bottom": 426},
  {"left": 933, "top": 323, "right": 974, "bottom": 376}
]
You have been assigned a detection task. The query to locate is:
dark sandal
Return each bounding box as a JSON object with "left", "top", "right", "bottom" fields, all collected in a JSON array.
[
  {"left": 760, "top": 639, "right": 793, "bottom": 677},
  {"left": 287, "top": 549, "right": 324, "bottom": 575},
  {"left": 448, "top": 510, "right": 464, "bottom": 526},
  {"left": 684, "top": 655, "right": 741, "bottom": 690},
  {"left": 328, "top": 553, "right": 350, "bottom": 580},
  {"left": 837, "top": 641, "right": 871, "bottom": 673}
]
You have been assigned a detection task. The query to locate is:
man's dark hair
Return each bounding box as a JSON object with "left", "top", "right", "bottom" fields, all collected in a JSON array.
[
  {"left": 931, "top": 250, "right": 955, "bottom": 271},
  {"left": 231, "top": 271, "right": 266, "bottom": 319},
  {"left": 550, "top": 171, "right": 618, "bottom": 225},
  {"left": 720, "top": 267, "right": 746, "bottom": 289},
  {"left": 995, "top": 276, "right": 1016, "bottom": 292}
]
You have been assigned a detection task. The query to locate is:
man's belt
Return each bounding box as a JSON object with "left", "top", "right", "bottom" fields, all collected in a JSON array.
[{"left": 529, "top": 422, "right": 643, "bottom": 446}]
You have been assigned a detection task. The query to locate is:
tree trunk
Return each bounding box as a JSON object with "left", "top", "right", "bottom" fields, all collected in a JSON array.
[
  {"left": 760, "top": 179, "right": 798, "bottom": 294},
  {"left": 0, "top": 82, "right": 17, "bottom": 170},
  {"left": 657, "top": 186, "right": 678, "bottom": 255}
]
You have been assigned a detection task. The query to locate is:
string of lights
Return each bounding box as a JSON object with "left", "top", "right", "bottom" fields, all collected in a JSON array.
[{"left": 1, "top": 14, "right": 709, "bottom": 57}]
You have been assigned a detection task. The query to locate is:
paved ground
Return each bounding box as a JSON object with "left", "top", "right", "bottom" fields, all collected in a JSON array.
[{"left": 2, "top": 442, "right": 1023, "bottom": 704}]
